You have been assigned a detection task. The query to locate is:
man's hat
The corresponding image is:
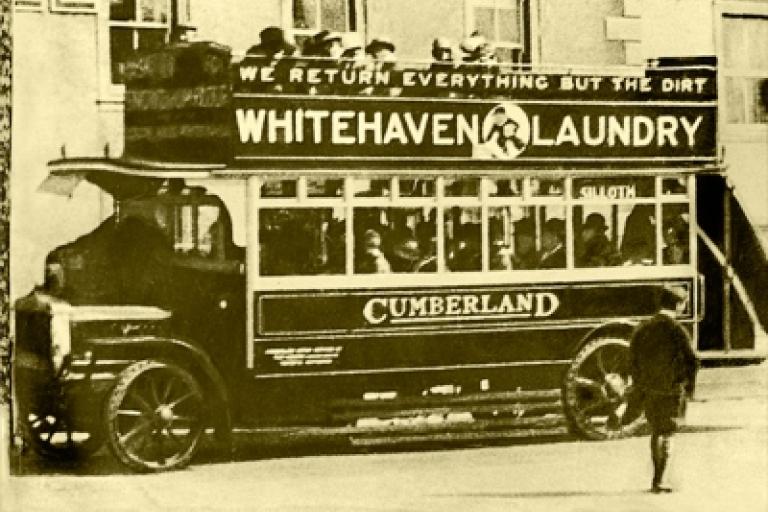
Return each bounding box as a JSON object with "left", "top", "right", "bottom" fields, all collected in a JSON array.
[
  {"left": 543, "top": 218, "right": 565, "bottom": 236},
  {"left": 514, "top": 218, "right": 535, "bottom": 236},
  {"left": 313, "top": 30, "right": 343, "bottom": 46},
  {"left": 366, "top": 36, "right": 396, "bottom": 54},
  {"left": 254, "top": 26, "right": 295, "bottom": 54},
  {"left": 583, "top": 212, "right": 608, "bottom": 232},
  {"left": 662, "top": 283, "right": 688, "bottom": 303}
]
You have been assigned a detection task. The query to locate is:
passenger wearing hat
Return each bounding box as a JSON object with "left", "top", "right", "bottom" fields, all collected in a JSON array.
[
  {"left": 576, "top": 212, "right": 620, "bottom": 267},
  {"left": 627, "top": 285, "right": 699, "bottom": 493},
  {"left": 243, "top": 26, "right": 297, "bottom": 93},
  {"left": 356, "top": 229, "right": 391, "bottom": 274},
  {"left": 361, "top": 36, "right": 399, "bottom": 96},
  {"left": 304, "top": 29, "right": 344, "bottom": 58},
  {"left": 459, "top": 31, "right": 498, "bottom": 67},
  {"left": 538, "top": 218, "right": 565, "bottom": 269},
  {"left": 246, "top": 26, "right": 296, "bottom": 58},
  {"left": 512, "top": 218, "right": 538, "bottom": 269}
]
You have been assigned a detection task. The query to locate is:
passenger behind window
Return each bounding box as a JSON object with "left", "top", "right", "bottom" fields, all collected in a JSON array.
[
  {"left": 512, "top": 218, "right": 538, "bottom": 269},
  {"left": 414, "top": 220, "right": 437, "bottom": 272},
  {"left": 663, "top": 217, "right": 689, "bottom": 264},
  {"left": 449, "top": 224, "right": 482, "bottom": 271},
  {"left": 489, "top": 233, "right": 513, "bottom": 270},
  {"left": 621, "top": 205, "right": 656, "bottom": 265},
  {"left": 356, "top": 229, "right": 391, "bottom": 273},
  {"left": 538, "top": 218, "right": 566, "bottom": 269},
  {"left": 576, "top": 213, "right": 621, "bottom": 267}
]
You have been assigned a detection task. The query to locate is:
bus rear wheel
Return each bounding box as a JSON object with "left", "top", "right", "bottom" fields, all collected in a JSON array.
[
  {"left": 103, "top": 360, "right": 206, "bottom": 472},
  {"left": 563, "top": 337, "right": 645, "bottom": 440}
]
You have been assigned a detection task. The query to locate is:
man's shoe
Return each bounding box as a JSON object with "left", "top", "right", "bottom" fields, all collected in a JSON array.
[{"left": 650, "top": 484, "right": 673, "bottom": 494}]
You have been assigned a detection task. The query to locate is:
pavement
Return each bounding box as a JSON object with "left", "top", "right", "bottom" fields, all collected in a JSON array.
[{"left": 1, "top": 362, "right": 766, "bottom": 512}]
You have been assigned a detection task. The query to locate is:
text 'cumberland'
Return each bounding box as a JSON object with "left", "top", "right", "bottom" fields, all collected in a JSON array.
[{"left": 363, "top": 292, "right": 560, "bottom": 325}]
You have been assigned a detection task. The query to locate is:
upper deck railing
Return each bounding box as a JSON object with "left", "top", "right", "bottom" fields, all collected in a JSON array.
[{"left": 122, "top": 42, "right": 718, "bottom": 170}]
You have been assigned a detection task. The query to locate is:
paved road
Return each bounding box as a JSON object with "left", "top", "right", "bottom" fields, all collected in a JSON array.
[{"left": 3, "top": 364, "right": 767, "bottom": 512}]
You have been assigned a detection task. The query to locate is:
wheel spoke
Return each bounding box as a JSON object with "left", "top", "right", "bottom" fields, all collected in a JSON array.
[
  {"left": 120, "top": 419, "right": 153, "bottom": 449},
  {"left": 117, "top": 409, "right": 144, "bottom": 417},
  {"left": 161, "top": 376, "right": 176, "bottom": 403},
  {"left": 572, "top": 376, "right": 604, "bottom": 395},
  {"left": 149, "top": 376, "right": 162, "bottom": 407},
  {"left": 581, "top": 397, "right": 610, "bottom": 414},
  {"left": 128, "top": 388, "right": 154, "bottom": 414},
  {"left": 168, "top": 391, "right": 198, "bottom": 409},
  {"left": 170, "top": 414, "right": 194, "bottom": 424}
]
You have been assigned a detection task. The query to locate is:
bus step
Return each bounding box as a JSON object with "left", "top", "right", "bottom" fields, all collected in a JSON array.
[
  {"left": 331, "top": 400, "right": 562, "bottom": 424},
  {"left": 349, "top": 427, "right": 571, "bottom": 447},
  {"left": 332, "top": 389, "right": 562, "bottom": 411}
]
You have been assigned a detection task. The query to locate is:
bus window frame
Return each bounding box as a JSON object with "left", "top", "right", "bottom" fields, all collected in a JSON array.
[{"left": 248, "top": 173, "right": 698, "bottom": 285}]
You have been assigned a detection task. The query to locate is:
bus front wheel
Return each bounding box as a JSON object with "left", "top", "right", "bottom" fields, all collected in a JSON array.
[
  {"left": 103, "top": 360, "right": 206, "bottom": 472},
  {"left": 563, "top": 337, "right": 645, "bottom": 440}
]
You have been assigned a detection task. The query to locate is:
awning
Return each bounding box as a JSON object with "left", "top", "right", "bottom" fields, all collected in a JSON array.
[{"left": 43, "top": 157, "right": 226, "bottom": 199}]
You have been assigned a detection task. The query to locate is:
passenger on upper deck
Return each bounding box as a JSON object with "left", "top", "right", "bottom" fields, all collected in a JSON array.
[
  {"left": 364, "top": 37, "right": 400, "bottom": 96},
  {"left": 302, "top": 30, "right": 344, "bottom": 94},
  {"left": 458, "top": 31, "right": 498, "bottom": 97},
  {"left": 244, "top": 26, "right": 297, "bottom": 92}
]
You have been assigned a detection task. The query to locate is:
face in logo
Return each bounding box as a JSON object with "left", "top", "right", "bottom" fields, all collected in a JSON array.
[{"left": 480, "top": 102, "right": 531, "bottom": 160}]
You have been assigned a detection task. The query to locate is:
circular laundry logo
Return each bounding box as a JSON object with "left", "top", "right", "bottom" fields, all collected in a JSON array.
[{"left": 479, "top": 102, "right": 531, "bottom": 159}]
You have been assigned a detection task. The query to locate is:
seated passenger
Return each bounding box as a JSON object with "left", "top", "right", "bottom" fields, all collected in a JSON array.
[
  {"left": 576, "top": 213, "right": 621, "bottom": 267},
  {"left": 450, "top": 225, "right": 482, "bottom": 271},
  {"left": 244, "top": 27, "right": 297, "bottom": 93},
  {"left": 302, "top": 30, "right": 344, "bottom": 95},
  {"left": 364, "top": 37, "right": 400, "bottom": 96},
  {"left": 538, "top": 218, "right": 566, "bottom": 269},
  {"left": 621, "top": 204, "right": 655, "bottom": 265},
  {"left": 357, "top": 229, "right": 391, "bottom": 273},
  {"left": 663, "top": 220, "right": 689, "bottom": 264},
  {"left": 512, "top": 219, "right": 538, "bottom": 269},
  {"left": 490, "top": 236, "right": 513, "bottom": 270},
  {"left": 390, "top": 236, "right": 421, "bottom": 272}
]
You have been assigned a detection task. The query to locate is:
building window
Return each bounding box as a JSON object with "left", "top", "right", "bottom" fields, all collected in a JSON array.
[
  {"left": 292, "top": 0, "right": 357, "bottom": 34},
  {"left": 467, "top": 0, "right": 526, "bottom": 63},
  {"left": 109, "top": 0, "right": 172, "bottom": 84},
  {"left": 722, "top": 15, "right": 768, "bottom": 124}
]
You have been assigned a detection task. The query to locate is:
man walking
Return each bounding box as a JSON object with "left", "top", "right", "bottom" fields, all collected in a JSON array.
[{"left": 628, "top": 285, "right": 699, "bottom": 493}]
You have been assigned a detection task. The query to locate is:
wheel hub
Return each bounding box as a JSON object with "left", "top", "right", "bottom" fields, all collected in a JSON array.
[{"left": 156, "top": 405, "right": 174, "bottom": 424}]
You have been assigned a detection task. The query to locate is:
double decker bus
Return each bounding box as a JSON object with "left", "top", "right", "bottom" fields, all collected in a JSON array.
[{"left": 12, "top": 42, "right": 717, "bottom": 472}]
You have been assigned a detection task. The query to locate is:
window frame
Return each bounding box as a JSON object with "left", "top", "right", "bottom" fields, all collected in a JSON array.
[
  {"left": 283, "top": 0, "right": 361, "bottom": 40},
  {"left": 716, "top": 2, "right": 768, "bottom": 137},
  {"left": 251, "top": 174, "right": 696, "bottom": 284},
  {"left": 465, "top": 0, "right": 527, "bottom": 63}
]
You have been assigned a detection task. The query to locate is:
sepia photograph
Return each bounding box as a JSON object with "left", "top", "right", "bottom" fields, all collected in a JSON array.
[{"left": 0, "top": 1, "right": 767, "bottom": 511}]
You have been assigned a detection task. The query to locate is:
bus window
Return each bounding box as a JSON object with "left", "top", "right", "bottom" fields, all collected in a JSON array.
[
  {"left": 445, "top": 206, "right": 481, "bottom": 271},
  {"left": 662, "top": 176, "right": 688, "bottom": 197},
  {"left": 399, "top": 179, "right": 435, "bottom": 198},
  {"left": 574, "top": 207, "right": 621, "bottom": 268},
  {"left": 353, "top": 178, "right": 391, "bottom": 197},
  {"left": 489, "top": 179, "right": 523, "bottom": 198},
  {"left": 259, "top": 208, "right": 346, "bottom": 276},
  {"left": 307, "top": 178, "right": 344, "bottom": 198},
  {"left": 353, "top": 207, "right": 436, "bottom": 273},
  {"left": 261, "top": 179, "right": 297, "bottom": 198},
  {"left": 530, "top": 178, "right": 564, "bottom": 198},
  {"left": 445, "top": 178, "right": 481, "bottom": 197},
  {"left": 662, "top": 204, "right": 690, "bottom": 265}
]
